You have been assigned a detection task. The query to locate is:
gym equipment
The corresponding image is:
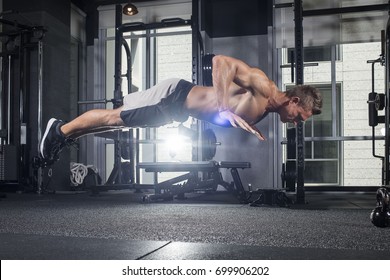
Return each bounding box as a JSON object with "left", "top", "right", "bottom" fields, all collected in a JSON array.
[
  {"left": 70, "top": 163, "right": 98, "bottom": 186},
  {"left": 370, "top": 187, "right": 390, "bottom": 227},
  {"left": 281, "top": 161, "right": 296, "bottom": 192},
  {"left": 138, "top": 161, "right": 250, "bottom": 202},
  {"left": 247, "top": 189, "right": 292, "bottom": 207},
  {"left": 92, "top": 126, "right": 221, "bottom": 187},
  {"left": 0, "top": 17, "right": 46, "bottom": 190},
  {"left": 367, "top": 51, "right": 385, "bottom": 128},
  {"left": 0, "top": 145, "right": 18, "bottom": 181},
  {"left": 277, "top": 2, "right": 390, "bottom": 204},
  {"left": 202, "top": 53, "right": 214, "bottom": 86},
  {"left": 201, "top": 128, "right": 219, "bottom": 161},
  {"left": 281, "top": 127, "right": 297, "bottom": 192},
  {"left": 97, "top": 6, "right": 197, "bottom": 189},
  {"left": 368, "top": 14, "right": 390, "bottom": 227},
  {"left": 99, "top": 5, "right": 221, "bottom": 196}
]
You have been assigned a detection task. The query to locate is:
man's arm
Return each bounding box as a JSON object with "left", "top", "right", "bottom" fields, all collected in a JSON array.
[
  {"left": 211, "top": 55, "right": 267, "bottom": 140},
  {"left": 212, "top": 55, "right": 269, "bottom": 110}
]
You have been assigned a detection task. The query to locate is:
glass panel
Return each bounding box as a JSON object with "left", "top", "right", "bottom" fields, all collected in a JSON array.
[
  {"left": 305, "top": 161, "right": 338, "bottom": 184},
  {"left": 274, "top": 0, "right": 387, "bottom": 48},
  {"left": 305, "top": 142, "right": 312, "bottom": 158},
  {"left": 283, "top": 47, "right": 339, "bottom": 185},
  {"left": 155, "top": 29, "right": 192, "bottom": 182},
  {"left": 287, "top": 46, "right": 340, "bottom": 63},
  {"left": 312, "top": 86, "right": 334, "bottom": 137},
  {"left": 314, "top": 141, "right": 338, "bottom": 159}
]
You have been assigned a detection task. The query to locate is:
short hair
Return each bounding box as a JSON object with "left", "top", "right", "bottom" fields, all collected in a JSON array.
[{"left": 285, "top": 85, "right": 323, "bottom": 115}]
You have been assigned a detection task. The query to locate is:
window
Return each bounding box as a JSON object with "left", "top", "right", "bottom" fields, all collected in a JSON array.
[
  {"left": 303, "top": 84, "right": 341, "bottom": 185},
  {"left": 286, "top": 84, "right": 341, "bottom": 185},
  {"left": 282, "top": 42, "right": 385, "bottom": 187},
  {"left": 287, "top": 46, "right": 341, "bottom": 63}
]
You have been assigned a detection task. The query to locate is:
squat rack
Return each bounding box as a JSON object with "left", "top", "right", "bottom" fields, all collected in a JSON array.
[
  {"left": 111, "top": 4, "right": 193, "bottom": 187},
  {"left": 95, "top": 1, "right": 204, "bottom": 189},
  {"left": 276, "top": 1, "right": 390, "bottom": 203}
]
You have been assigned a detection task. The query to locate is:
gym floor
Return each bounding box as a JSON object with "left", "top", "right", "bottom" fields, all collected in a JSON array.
[{"left": 0, "top": 189, "right": 389, "bottom": 260}]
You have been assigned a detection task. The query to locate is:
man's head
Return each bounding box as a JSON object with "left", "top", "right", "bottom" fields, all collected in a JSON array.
[{"left": 279, "top": 85, "right": 323, "bottom": 125}]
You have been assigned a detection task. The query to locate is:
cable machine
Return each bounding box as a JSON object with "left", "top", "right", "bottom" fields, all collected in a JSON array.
[{"left": 0, "top": 13, "right": 45, "bottom": 190}]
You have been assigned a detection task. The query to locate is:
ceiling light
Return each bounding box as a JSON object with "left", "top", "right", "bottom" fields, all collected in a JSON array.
[{"left": 123, "top": 2, "right": 138, "bottom": 16}]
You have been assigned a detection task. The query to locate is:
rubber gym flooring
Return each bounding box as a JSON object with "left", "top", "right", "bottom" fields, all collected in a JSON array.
[{"left": 0, "top": 190, "right": 389, "bottom": 260}]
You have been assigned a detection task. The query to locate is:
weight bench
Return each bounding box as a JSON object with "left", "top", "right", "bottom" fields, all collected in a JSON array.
[{"left": 137, "top": 161, "right": 251, "bottom": 202}]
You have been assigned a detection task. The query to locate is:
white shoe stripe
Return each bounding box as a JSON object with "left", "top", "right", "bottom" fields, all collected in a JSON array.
[{"left": 39, "top": 118, "right": 57, "bottom": 158}]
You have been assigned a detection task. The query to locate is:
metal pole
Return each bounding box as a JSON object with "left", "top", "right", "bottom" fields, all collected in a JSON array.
[
  {"left": 385, "top": 15, "right": 390, "bottom": 186},
  {"left": 37, "top": 40, "right": 43, "bottom": 194},
  {"left": 37, "top": 40, "right": 43, "bottom": 149},
  {"left": 192, "top": 0, "right": 202, "bottom": 163},
  {"left": 331, "top": 46, "right": 337, "bottom": 137},
  {"left": 7, "top": 55, "right": 11, "bottom": 145},
  {"left": 303, "top": 4, "right": 389, "bottom": 17},
  {"left": 0, "top": 56, "right": 2, "bottom": 135},
  {"left": 191, "top": 0, "right": 199, "bottom": 85},
  {"left": 114, "top": 4, "right": 123, "bottom": 184},
  {"left": 114, "top": 5, "right": 123, "bottom": 104},
  {"left": 294, "top": 0, "right": 305, "bottom": 203},
  {"left": 121, "top": 38, "right": 132, "bottom": 94}
]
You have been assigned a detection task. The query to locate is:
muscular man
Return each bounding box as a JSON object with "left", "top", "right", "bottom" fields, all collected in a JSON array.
[{"left": 40, "top": 55, "right": 322, "bottom": 163}]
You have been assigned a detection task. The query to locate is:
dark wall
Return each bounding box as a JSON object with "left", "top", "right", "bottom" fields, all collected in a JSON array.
[
  {"left": 202, "top": 0, "right": 273, "bottom": 38},
  {"left": 4, "top": 0, "right": 70, "bottom": 26}
]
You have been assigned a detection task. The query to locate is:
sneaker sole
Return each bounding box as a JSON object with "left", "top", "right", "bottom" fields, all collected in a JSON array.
[{"left": 39, "top": 118, "right": 58, "bottom": 158}]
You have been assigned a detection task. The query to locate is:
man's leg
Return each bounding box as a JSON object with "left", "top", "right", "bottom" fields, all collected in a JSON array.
[
  {"left": 61, "top": 107, "right": 125, "bottom": 138},
  {"left": 40, "top": 107, "right": 125, "bottom": 161}
]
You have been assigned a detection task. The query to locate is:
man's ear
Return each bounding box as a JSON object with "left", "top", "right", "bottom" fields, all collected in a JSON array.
[{"left": 290, "top": 96, "right": 300, "bottom": 104}]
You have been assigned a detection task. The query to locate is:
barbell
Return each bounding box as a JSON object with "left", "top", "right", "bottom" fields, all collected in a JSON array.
[
  {"left": 202, "top": 128, "right": 219, "bottom": 160},
  {"left": 281, "top": 161, "right": 296, "bottom": 192}
]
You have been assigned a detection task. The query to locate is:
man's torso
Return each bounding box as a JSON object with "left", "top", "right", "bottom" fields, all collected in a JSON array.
[{"left": 185, "top": 82, "right": 269, "bottom": 126}]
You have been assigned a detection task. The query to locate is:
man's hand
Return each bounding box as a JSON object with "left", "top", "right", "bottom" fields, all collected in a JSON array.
[{"left": 219, "top": 110, "right": 266, "bottom": 141}]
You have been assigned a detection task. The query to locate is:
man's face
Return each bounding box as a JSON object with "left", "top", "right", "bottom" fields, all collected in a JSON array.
[{"left": 279, "top": 97, "right": 312, "bottom": 125}]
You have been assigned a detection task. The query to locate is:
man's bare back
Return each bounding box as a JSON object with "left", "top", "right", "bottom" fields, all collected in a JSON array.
[{"left": 184, "top": 55, "right": 280, "bottom": 139}]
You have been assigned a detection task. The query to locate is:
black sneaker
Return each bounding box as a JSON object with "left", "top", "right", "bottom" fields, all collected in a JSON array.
[{"left": 39, "top": 118, "right": 67, "bottom": 162}]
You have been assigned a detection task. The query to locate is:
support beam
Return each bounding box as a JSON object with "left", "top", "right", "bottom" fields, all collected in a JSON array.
[
  {"left": 113, "top": 4, "right": 123, "bottom": 184},
  {"left": 294, "top": 0, "right": 305, "bottom": 204},
  {"left": 385, "top": 15, "right": 390, "bottom": 186},
  {"left": 303, "top": 4, "right": 389, "bottom": 17}
]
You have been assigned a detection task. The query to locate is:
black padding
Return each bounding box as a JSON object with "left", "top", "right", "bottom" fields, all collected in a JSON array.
[
  {"left": 286, "top": 127, "right": 296, "bottom": 159},
  {"left": 202, "top": 53, "right": 215, "bottom": 86}
]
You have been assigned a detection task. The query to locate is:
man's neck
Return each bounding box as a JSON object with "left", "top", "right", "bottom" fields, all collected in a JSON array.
[{"left": 266, "top": 90, "right": 288, "bottom": 112}]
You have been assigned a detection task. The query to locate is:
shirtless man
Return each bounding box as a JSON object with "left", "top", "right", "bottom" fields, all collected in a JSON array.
[{"left": 39, "top": 55, "right": 322, "bottom": 163}]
